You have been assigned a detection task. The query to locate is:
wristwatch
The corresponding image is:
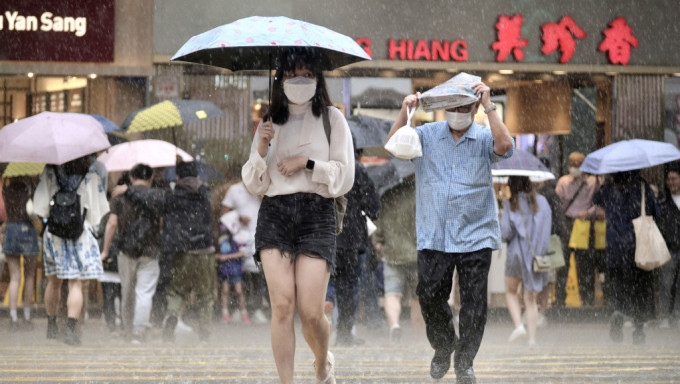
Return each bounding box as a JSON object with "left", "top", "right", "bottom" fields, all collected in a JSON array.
[
  {"left": 484, "top": 103, "right": 497, "bottom": 114},
  {"left": 305, "top": 158, "right": 315, "bottom": 171}
]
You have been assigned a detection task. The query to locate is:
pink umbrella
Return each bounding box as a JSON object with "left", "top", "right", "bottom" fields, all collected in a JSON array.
[
  {"left": 0, "top": 112, "right": 111, "bottom": 165},
  {"left": 97, "top": 139, "right": 193, "bottom": 172}
]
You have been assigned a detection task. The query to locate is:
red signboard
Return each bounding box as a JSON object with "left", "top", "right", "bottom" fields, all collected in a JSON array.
[{"left": 0, "top": 0, "right": 115, "bottom": 62}]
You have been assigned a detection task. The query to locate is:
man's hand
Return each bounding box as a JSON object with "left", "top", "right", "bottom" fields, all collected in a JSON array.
[
  {"left": 401, "top": 92, "right": 421, "bottom": 112},
  {"left": 472, "top": 82, "right": 492, "bottom": 109},
  {"left": 111, "top": 184, "right": 128, "bottom": 198},
  {"left": 577, "top": 210, "right": 589, "bottom": 220},
  {"left": 257, "top": 120, "right": 275, "bottom": 157},
  {"left": 277, "top": 156, "right": 307, "bottom": 177}
]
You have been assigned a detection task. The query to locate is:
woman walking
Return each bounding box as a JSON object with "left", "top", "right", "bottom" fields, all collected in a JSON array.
[
  {"left": 592, "top": 170, "right": 658, "bottom": 344},
  {"left": 33, "top": 156, "right": 109, "bottom": 345},
  {"left": 2, "top": 176, "right": 40, "bottom": 330},
  {"left": 501, "top": 176, "right": 552, "bottom": 346},
  {"left": 242, "top": 49, "right": 354, "bottom": 384}
]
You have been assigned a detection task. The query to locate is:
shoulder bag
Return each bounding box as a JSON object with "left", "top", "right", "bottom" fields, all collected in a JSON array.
[
  {"left": 520, "top": 210, "right": 552, "bottom": 273},
  {"left": 321, "top": 108, "right": 348, "bottom": 235}
]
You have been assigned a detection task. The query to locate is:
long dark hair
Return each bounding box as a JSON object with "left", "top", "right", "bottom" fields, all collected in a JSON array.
[
  {"left": 508, "top": 176, "right": 538, "bottom": 213},
  {"left": 269, "top": 49, "right": 332, "bottom": 125}
]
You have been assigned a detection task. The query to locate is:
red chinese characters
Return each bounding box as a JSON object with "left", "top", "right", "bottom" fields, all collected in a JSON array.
[
  {"left": 541, "top": 16, "right": 587, "bottom": 63},
  {"left": 492, "top": 14, "right": 528, "bottom": 62},
  {"left": 598, "top": 17, "right": 637, "bottom": 65}
]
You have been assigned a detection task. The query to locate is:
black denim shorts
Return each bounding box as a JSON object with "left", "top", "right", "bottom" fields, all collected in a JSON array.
[{"left": 255, "top": 193, "right": 336, "bottom": 269}]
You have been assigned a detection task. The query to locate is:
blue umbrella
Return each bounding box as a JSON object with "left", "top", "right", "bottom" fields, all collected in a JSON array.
[
  {"left": 580, "top": 139, "right": 680, "bottom": 175},
  {"left": 164, "top": 161, "right": 225, "bottom": 181},
  {"left": 89, "top": 114, "right": 120, "bottom": 133},
  {"left": 491, "top": 149, "right": 555, "bottom": 182}
]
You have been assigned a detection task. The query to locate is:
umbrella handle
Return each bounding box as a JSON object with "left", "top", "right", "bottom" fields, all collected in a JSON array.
[{"left": 406, "top": 106, "right": 416, "bottom": 127}]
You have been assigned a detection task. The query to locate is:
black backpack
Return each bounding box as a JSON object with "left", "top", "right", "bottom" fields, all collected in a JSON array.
[
  {"left": 117, "top": 191, "right": 156, "bottom": 258},
  {"left": 47, "top": 172, "right": 87, "bottom": 240}
]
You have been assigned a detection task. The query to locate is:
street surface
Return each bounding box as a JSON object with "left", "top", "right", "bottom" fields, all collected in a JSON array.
[{"left": 0, "top": 314, "right": 679, "bottom": 383}]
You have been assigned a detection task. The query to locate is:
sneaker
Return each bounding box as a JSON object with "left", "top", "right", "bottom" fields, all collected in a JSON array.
[
  {"left": 176, "top": 318, "right": 193, "bottom": 333},
  {"left": 508, "top": 325, "right": 527, "bottom": 342},
  {"left": 231, "top": 310, "right": 241, "bottom": 323},
  {"left": 241, "top": 314, "right": 252, "bottom": 325},
  {"left": 389, "top": 324, "right": 402, "bottom": 344},
  {"left": 222, "top": 314, "right": 232, "bottom": 323},
  {"left": 163, "top": 316, "right": 178, "bottom": 343},
  {"left": 252, "top": 309, "right": 268, "bottom": 324},
  {"left": 314, "top": 351, "right": 336, "bottom": 384},
  {"left": 610, "top": 311, "right": 624, "bottom": 343},
  {"left": 131, "top": 331, "right": 145, "bottom": 345}
]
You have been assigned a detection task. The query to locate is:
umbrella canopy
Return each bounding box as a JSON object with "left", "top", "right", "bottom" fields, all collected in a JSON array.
[
  {"left": 2, "top": 162, "right": 45, "bottom": 178},
  {"left": 122, "top": 100, "right": 224, "bottom": 134},
  {"left": 347, "top": 115, "right": 394, "bottom": 150},
  {"left": 97, "top": 139, "right": 193, "bottom": 172},
  {"left": 365, "top": 158, "right": 415, "bottom": 197},
  {"left": 491, "top": 149, "right": 555, "bottom": 181},
  {"left": 89, "top": 114, "right": 119, "bottom": 133},
  {"left": 580, "top": 139, "right": 680, "bottom": 175},
  {"left": 171, "top": 16, "right": 371, "bottom": 72},
  {"left": 164, "top": 161, "right": 225, "bottom": 181},
  {"left": 0, "top": 112, "right": 111, "bottom": 165}
]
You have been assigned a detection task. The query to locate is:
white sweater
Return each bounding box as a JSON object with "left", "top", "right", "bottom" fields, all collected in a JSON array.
[{"left": 242, "top": 102, "right": 354, "bottom": 198}]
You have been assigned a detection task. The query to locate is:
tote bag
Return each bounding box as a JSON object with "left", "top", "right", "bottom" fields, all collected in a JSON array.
[{"left": 633, "top": 183, "right": 670, "bottom": 271}]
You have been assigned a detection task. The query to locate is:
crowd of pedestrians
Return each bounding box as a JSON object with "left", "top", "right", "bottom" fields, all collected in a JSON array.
[{"left": 1, "top": 72, "right": 680, "bottom": 384}]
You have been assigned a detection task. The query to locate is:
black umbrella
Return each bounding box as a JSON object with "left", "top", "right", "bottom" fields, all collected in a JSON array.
[
  {"left": 347, "top": 115, "right": 394, "bottom": 150},
  {"left": 164, "top": 161, "right": 225, "bottom": 181},
  {"left": 365, "top": 158, "right": 415, "bottom": 197}
]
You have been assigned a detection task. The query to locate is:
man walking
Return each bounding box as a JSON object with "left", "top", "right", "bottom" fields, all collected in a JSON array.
[
  {"left": 101, "top": 163, "right": 160, "bottom": 343},
  {"left": 385, "top": 73, "right": 513, "bottom": 383}
]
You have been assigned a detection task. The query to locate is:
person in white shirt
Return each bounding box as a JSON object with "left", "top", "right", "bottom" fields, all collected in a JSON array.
[{"left": 242, "top": 49, "right": 354, "bottom": 384}]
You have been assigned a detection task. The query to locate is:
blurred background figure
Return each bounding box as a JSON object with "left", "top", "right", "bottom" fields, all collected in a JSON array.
[
  {"left": 501, "top": 176, "right": 552, "bottom": 346},
  {"left": 656, "top": 162, "right": 680, "bottom": 328},
  {"left": 2, "top": 175, "right": 40, "bottom": 330}
]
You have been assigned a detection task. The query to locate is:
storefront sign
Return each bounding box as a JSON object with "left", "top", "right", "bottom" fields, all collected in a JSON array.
[
  {"left": 357, "top": 15, "right": 638, "bottom": 66},
  {"left": 0, "top": 0, "right": 115, "bottom": 62}
]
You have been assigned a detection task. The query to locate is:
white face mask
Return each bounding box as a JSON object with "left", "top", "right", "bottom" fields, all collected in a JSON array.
[
  {"left": 569, "top": 167, "right": 582, "bottom": 177},
  {"left": 445, "top": 111, "right": 473, "bottom": 131},
  {"left": 283, "top": 76, "right": 317, "bottom": 104}
]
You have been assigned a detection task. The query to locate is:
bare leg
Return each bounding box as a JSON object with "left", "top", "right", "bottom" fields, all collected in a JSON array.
[
  {"left": 44, "top": 275, "right": 62, "bottom": 316},
  {"left": 221, "top": 282, "right": 231, "bottom": 315},
  {"left": 260, "top": 249, "right": 297, "bottom": 384},
  {"left": 505, "top": 277, "right": 523, "bottom": 328},
  {"left": 22, "top": 256, "right": 37, "bottom": 312},
  {"left": 523, "top": 290, "right": 538, "bottom": 343},
  {"left": 295, "top": 254, "right": 331, "bottom": 382},
  {"left": 537, "top": 284, "right": 550, "bottom": 316},
  {"left": 6, "top": 255, "right": 21, "bottom": 312},
  {"left": 235, "top": 282, "right": 247, "bottom": 314},
  {"left": 384, "top": 294, "right": 402, "bottom": 329},
  {"left": 66, "top": 280, "right": 83, "bottom": 319},
  {"left": 409, "top": 297, "right": 426, "bottom": 342}
]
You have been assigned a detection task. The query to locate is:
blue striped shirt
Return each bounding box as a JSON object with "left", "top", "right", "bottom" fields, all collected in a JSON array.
[{"left": 413, "top": 121, "right": 514, "bottom": 253}]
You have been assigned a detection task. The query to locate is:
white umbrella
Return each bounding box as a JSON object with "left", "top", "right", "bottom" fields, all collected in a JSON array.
[
  {"left": 580, "top": 139, "right": 680, "bottom": 174},
  {"left": 97, "top": 139, "right": 193, "bottom": 172}
]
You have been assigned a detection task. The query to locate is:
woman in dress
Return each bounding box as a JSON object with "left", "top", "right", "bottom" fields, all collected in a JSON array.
[
  {"left": 242, "top": 49, "right": 354, "bottom": 384},
  {"left": 501, "top": 176, "right": 552, "bottom": 346},
  {"left": 2, "top": 175, "right": 40, "bottom": 330},
  {"left": 33, "top": 156, "right": 109, "bottom": 345}
]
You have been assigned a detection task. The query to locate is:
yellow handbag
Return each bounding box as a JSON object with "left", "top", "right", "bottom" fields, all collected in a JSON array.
[
  {"left": 593, "top": 220, "right": 606, "bottom": 250},
  {"left": 568, "top": 219, "right": 591, "bottom": 250}
]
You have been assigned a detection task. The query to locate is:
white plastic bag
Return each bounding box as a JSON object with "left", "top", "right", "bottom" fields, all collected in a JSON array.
[
  {"left": 365, "top": 215, "right": 377, "bottom": 237},
  {"left": 384, "top": 107, "right": 422, "bottom": 160}
]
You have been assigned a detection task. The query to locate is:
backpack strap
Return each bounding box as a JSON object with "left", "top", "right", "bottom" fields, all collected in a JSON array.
[{"left": 322, "top": 107, "right": 331, "bottom": 145}]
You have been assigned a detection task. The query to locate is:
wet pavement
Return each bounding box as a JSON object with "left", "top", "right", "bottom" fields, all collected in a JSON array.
[{"left": 0, "top": 314, "right": 679, "bottom": 383}]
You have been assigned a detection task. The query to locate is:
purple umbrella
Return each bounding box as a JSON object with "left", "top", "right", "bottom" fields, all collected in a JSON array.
[
  {"left": 0, "top": 112, "right": 111, "bottom": 165},
  {"left": 491, "top": 149, "right": 555, "bottom": 182}
]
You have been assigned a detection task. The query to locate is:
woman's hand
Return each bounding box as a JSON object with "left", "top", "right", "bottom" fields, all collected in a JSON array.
[
  {"left": 277, "top": 156, "right": 307, "bottom": 177},
  {"left": 257, "top": 120, "right": 275, "bottom": 157}
]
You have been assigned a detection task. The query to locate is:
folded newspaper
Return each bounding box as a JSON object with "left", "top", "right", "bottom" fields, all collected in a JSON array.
[{"left": 418, "top": 72, "right": 481, "bottom": 112}]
